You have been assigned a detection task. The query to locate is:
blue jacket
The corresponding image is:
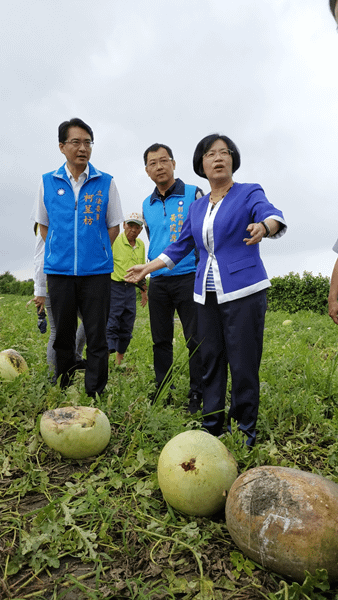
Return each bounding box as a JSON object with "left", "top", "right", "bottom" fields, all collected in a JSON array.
[
  {"left": 43, "top": 163, "right": 114, "bottom": 276},
  {"left": 143, "top": 178, "right": 200, "bottom": 277},
  {"left": 160, "top": 182, "right": 287, "bottom": 304}
]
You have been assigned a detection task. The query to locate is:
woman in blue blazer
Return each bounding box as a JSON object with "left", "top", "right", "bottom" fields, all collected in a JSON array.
[{"left": 126, "top": 134, "right": 287, "bottom": 446}]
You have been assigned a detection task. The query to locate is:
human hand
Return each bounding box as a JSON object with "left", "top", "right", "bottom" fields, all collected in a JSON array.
[
  {"left": 125, "top": 265, "right": 147, "bottom": 283},
  {"left": 328, "top": 299, "right": 338, "bottom": 324},
  {"left": 33, "top": 296, "right": 46, "bottom": 312},
  {"left": 243, "top": 222, "right": 266, "bottom": 246},
  {"left": 140, "top": 291, "right": 148, "bottom": 308}
]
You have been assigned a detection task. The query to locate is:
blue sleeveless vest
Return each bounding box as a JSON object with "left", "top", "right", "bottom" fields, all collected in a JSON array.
[
  {"left": 43, "top": 163, "right": 114, "bottom": 276},
  {"left": 143, "top": 181, "right": 197, "bottom": 277}
]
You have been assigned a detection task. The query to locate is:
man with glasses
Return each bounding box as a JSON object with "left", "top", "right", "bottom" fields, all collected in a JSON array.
[
  {"left": 142, "top": 143, "right": 203, "bottom": 411},
  {"left": 35, "top": 118, "right": 123, "bottom": 397}
]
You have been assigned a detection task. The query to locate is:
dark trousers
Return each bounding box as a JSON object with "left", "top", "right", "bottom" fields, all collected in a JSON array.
[
  {"left": 197, "top": 290, "right": 267, "bottom": 445},
  {"left": 148, "top": 273, "right": 202, "bottom": 394},
  {"left": 106, "top": 281, "right": 136, "bottom": 354},
  {"left": 47, "top": 274, "right": 111, "bottom": 397}
]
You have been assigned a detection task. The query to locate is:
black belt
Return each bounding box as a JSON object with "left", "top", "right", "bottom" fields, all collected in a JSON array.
[
  {"left": 112, "top": 280, "right": 134, "bottom": 287},
  {"left": 112, "top": 278, "right": 147, "bottom": 292}
]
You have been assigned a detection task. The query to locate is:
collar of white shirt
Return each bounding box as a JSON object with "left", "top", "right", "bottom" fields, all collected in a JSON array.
[
  {"left": 65, "top": 164, "right": 89, "bottom": 201},
  {"left": 65, "top": 163, "right": 89, "bottom": 185}
]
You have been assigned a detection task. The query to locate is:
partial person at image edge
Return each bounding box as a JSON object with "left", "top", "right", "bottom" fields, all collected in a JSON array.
[
  {"left": 328, "top": 2, "right": 338, "bottom": 322},
  {"left": 329, "top": 0, "right": 338, "bottom": 23}
]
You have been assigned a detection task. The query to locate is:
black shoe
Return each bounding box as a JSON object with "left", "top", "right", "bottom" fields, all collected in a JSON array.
[
  {"left": 74, "top": 359, "right": 87, "bottom": 370},
  {"left": 149, "top": 392, "right": 174, "bottom": 406},
  {"left": 149, "top": 384, "right": 174, "bottom": 406},
  {"left": 186, "top": 392, "right": 202, "bottom": 414},
  {"left": 148, "top": 389, "right": 158, "bottom": 404}
]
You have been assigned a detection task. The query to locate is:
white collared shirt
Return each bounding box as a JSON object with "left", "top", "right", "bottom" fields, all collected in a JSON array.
[{"left": 65, "top": 163, "right": 89, "bottom": 201}]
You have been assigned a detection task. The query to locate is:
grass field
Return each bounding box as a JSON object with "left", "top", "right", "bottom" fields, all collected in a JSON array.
[{"left": 0, "top": 294, "right": 338, "bottom": 600}]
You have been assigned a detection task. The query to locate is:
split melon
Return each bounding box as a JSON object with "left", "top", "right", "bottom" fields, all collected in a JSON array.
[
  {"left": 226, "top": 465, "right": 338, "bottom": 582},
  {"left": 0, "top": 349, "right": 28, "bottom": 380},
  {"left": 40, "top": 406, "right": 111, "bottom": 459}
]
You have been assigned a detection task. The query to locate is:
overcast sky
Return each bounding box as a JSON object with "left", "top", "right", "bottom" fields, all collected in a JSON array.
[{"left": 1, "top": 0, "right": 338, "bottom": 282}]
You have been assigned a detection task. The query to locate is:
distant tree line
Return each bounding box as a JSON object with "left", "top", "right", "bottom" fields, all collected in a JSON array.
[
  {"left": 0, "top": 272, "right": 34, "bottom": 296},
  {"left": 0, "top": 270, "right": 331, "bottom": 313}
]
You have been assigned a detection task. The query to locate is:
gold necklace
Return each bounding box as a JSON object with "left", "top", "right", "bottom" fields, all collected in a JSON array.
[{"left": 209, "top": 183, "right": 234, "bottom": 206}]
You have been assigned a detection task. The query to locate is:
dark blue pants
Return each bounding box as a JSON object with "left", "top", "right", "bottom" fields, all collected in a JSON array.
[
  {"left": 197, "top": 290, "right": 267, "bottom": 445},
  {"left": 148, "top": 273, "right": 202, "bottom": 395},
  {"left": 106, "top": 281, "right": 136, "bottom": 354},
  {"left": 47, "top": 274, "right": 111, "bottom": 397}
]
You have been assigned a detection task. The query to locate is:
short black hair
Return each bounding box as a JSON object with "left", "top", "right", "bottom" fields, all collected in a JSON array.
[
  {"left": 193, "top": 133, "right": 241, "bottom": 179},
  {"left": 58, "top": 118, "right": 94, "bottom": 144},
  {"left": 143, "top": 143, "right": 174, "bottom": 165},
  {"left": 329, "top": 0, "right": 337, "bottom": 17}
]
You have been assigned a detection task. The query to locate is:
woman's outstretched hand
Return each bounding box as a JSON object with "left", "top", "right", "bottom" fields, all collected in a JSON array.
[
  {"left": 126, "top": 257, "right": 166, "bottom": 283},
  {"left": 125, "top": 264, "right": 147, "bottom": 283},
  {"left": 243, "top": 222, "right": 265, "bottom": 245}
]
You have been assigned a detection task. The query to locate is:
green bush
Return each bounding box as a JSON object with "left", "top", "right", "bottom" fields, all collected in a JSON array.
[
  {"left": 0, "top": 270, "right": 332, "bottom": 313},
  {"left": 267, "top": 271, "right": 330, "bottom": 314},
  {"left": 0, "top": 272, "right": 34, "bottom": 296},
  {"left": 0, "top": 271, "right": 16, "bottom": 293},
  {"left": 19, "top": 280, "right": 34, "bottom": 296}
]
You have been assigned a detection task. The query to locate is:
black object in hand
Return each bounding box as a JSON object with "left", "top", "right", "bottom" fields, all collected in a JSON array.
[{"left": 37, "top": 307, "right": 47, "bottom": 334}]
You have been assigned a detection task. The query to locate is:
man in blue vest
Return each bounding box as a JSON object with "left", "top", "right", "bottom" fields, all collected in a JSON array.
[
  {"left": 143, "top": 143, "right": 203, "bottom": 411},
  {"left": 35, "top": 118, "right": 124, "bottom": 397}
]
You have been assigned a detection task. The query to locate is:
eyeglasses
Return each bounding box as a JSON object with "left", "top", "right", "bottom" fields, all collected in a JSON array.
[
  {"left": 64, "top": 139, "right": 94, "bottom": 148},
  {"left": 146, "top": 158, "right": 173, "bottom": 169},
  {"left": 203, "top": 149, "right": 233, "bottom": 160}
]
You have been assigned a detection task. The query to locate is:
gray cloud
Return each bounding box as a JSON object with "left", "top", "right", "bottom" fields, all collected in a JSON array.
[{"left": 1, "top": 0, "right": 337, "bottom": 281}]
